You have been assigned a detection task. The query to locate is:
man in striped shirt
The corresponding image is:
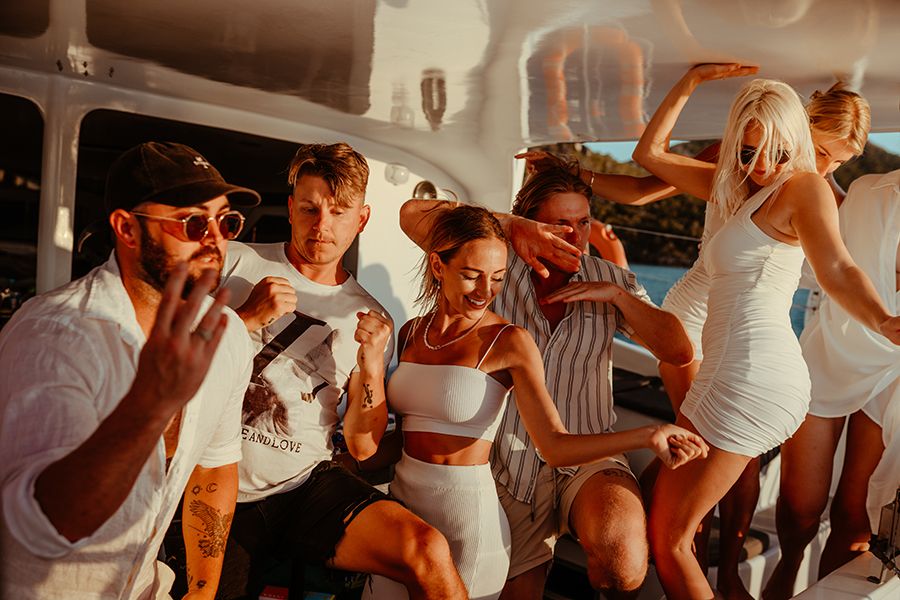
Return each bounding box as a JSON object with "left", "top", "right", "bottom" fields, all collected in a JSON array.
[{"left": 400, "top": 164, "right": 693, "bottom": 599}]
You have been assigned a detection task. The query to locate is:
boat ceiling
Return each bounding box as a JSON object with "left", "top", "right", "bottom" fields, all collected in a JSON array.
[{"left": 1, "top": 0, "right": 899, "bottom": 204}]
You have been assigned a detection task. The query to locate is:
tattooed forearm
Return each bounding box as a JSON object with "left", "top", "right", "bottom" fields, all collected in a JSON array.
[
  {"left": 362, "top": 383, "right": 374, "bottom": 408},
  {"left": 187, "top": 499, "right": 234, "bottom": 558}
]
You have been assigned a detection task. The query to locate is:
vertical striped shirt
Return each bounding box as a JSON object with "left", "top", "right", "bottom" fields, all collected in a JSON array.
[{"left": 490, "top": 253, "right": 654, "bottom": 503}]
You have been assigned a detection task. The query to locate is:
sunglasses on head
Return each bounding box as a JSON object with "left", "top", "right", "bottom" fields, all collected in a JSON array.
[
  {"left": 130, "top": 210, "right": 245, "bottom": 241},
  {"left": 739, "top": 146, "right": 790, "bottom": 167}
]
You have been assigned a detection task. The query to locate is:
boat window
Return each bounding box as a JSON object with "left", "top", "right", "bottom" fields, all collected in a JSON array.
[
  {"left": 0, "top": 93, "right": 42, "bottom": 328},
  {"left": 74, "top": 109, "right": 360, "bottom": 279},
  {"left": 0, "top": 1, "right": 50, "bottom": 38}
]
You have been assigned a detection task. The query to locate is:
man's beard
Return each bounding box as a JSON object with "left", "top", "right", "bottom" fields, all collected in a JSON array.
[{"left": 137, "top": 222, "right": 222, "bottom": 298}]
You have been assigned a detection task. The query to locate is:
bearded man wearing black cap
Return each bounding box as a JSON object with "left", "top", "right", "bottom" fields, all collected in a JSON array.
[{"left": 0, "top": 142, "right": 260, "bottom": 600}]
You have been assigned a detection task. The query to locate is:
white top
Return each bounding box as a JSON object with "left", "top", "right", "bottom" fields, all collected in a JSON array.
[
  {"left": 681, "top": 177, "right": 809, "bottom": 457},
  {"left": 222, "top": 242, "right": 393, "bottom": 502},
  {"left": 389, "top": 363, "right": 509, "bottom": 441},
  {"left": 389, "top": 324, "right": 513, "bottom": 442},
  {"left": 490, "top": 253, "right": 653, "bottom": 503},
  {"left": 0, "top": 255, "right": 251, "bottom": 600},
  {"left": 799, "top": 170, "right": 900, "bottom": 530}
]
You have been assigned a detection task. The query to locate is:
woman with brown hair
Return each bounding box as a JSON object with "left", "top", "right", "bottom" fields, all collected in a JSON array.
[{"left": 363, "top": 204, "right": 707, "bottom": 600}]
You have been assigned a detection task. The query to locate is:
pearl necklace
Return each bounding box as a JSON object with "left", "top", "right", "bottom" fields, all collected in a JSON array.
[{"left": 423, "top": 310, "right": 486, "bottom": 351}]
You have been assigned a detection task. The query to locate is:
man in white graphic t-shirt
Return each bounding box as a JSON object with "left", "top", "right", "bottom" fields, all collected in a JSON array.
[{"left": 218, "top": 143, "right": 465, "bottom": 599}]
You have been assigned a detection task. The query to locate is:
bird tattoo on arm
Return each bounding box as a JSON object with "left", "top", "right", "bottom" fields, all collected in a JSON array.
[{"left": 188, "top": 499, "right": 234, "bottom": 558}]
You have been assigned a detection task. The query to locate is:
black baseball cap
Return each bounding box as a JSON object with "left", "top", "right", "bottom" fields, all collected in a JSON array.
[{"left": 104, "top": 141, "right": 261, "bottom": 214}]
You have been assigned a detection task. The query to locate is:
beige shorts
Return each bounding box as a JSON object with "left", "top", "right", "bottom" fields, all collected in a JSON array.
[{"left": 495, "top": 455, "right": 634, "bottom": 579}]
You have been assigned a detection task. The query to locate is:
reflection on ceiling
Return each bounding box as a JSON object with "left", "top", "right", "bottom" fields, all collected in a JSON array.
[
  {"left": 526, "top": 25, "right": 651, "bottom": 143},
  {"left": 86, "top": 0, "right": 375, "bottom": 115},
  {"left": 0, "top": 0, "right": 898, "bottom": 206}
]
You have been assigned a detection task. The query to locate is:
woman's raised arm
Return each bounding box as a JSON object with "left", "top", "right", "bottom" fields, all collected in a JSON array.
[{"left": 632, "top": 63, "right": 757, "bottom": 201}]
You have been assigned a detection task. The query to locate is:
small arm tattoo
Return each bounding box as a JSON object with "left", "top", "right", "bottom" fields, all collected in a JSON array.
[
  {"left": 206, "top": 482, "right": 218, "bottom": 493},
  {"left": 363, "top": 383, "right": 374, "bottom": 408},
  {"left": 600, "top": 468, "right": 632, "bottom": 480}
]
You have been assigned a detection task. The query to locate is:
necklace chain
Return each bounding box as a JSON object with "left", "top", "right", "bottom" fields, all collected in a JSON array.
[{"left": 423, "top": 310, "right": 485, "bottom": 351}]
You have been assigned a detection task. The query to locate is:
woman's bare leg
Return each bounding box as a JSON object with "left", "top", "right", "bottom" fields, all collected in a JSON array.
[
  {"left": 762, "top": 415, "right": 844, "bottom": 600},
  {"left": 716, "top": 457, "right": 760, "bottom": 600},
  {"left": 649, "top": 416, "right": 752, "bottom": 600},
  {"left": 655, "top": 359, "right": 713, "bottom": 575},
  {"left": 819, "top": 411, "right": 885, "bottom": 578}
]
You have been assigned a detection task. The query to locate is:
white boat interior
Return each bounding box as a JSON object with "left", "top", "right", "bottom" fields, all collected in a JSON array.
[{"left": 1, "top": 1, "right": 898, "bottom": 598}]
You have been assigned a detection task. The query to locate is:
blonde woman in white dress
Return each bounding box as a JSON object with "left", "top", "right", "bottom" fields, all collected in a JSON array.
[{"left": 632, "top": 63, "right": 900, "bottom": 600}]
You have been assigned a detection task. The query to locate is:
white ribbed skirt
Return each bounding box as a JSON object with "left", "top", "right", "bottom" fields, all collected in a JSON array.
[{"left": 362, "top": 451, "right": 511, "bottom": 600}]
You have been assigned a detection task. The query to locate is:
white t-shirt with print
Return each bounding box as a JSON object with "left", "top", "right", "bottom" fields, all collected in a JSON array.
[{"left": 222, "top": 241, "right": 393, "bottom": 502}]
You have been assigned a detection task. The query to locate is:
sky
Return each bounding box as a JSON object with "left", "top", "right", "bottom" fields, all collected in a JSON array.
[{"left": 587, "top": 132, "right": 900, "bottom": 162}]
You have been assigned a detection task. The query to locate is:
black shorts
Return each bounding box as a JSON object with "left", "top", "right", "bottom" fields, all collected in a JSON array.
[{"left": 229, "top": 459, "right": 397, "bottom": 565}]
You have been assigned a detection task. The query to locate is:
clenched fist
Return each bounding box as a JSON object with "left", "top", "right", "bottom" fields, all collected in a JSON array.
[
  {"left": 354, "top": 310, "right": 393, "bottom": 377},
  {"left": 235, "top": 276, "right": 297, "bottom": 331}
]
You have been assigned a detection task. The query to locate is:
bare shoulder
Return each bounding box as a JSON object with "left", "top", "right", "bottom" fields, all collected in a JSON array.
[
  {"left": 783, "top": 171, "right": 832, "bottom": 196},
  {"left": 399, "top": 317, "right": 419, "bottom": 336},
  {"left": 492, "top": 324, "right": 540, "bottom": 363},
  {"left": 397, "top": 317, "right": 422, "bottom": 354}
]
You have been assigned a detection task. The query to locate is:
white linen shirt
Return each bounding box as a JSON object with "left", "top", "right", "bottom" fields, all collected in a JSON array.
[
  {"left": 0, "top": 255, "right": 252, "bottom": 599},
  {"left": 490, "top": 253, "right": 654, "bottom": 503},
  {"left": 799, "top": 170, "right": 900, "bottom": 530}
]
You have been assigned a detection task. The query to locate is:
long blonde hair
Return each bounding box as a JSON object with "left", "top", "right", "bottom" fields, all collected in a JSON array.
[
  {"left": 807, "top": 82, "right": 870, "bottom": 155},
  {"left": 711, "top": 79, "right": 816, "bottom": 218}
]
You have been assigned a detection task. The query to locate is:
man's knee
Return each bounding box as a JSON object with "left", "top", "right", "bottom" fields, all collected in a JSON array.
[
  {"left": 581, "top": 523, "right": 648, "bottom": 592},
  {"left": 584, "top": 537, "right": 647, "bottom": 592}
]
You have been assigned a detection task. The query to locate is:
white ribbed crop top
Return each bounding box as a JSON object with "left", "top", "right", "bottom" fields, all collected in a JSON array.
[{"left": 387, "top": 324, "right": 513, "bottom": 441}]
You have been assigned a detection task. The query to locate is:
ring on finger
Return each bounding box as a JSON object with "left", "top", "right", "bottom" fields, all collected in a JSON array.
[{"left": 194, "top": 328, "right": 213, "bottom": 342}]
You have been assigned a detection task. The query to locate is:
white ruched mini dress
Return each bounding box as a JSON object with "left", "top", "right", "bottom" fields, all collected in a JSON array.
[
  {"left": 661, "top": 204, "right": 727, "bottom": 361},
  {"left": 680, "top": 179, "right": 810, "bottom": 457}
]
